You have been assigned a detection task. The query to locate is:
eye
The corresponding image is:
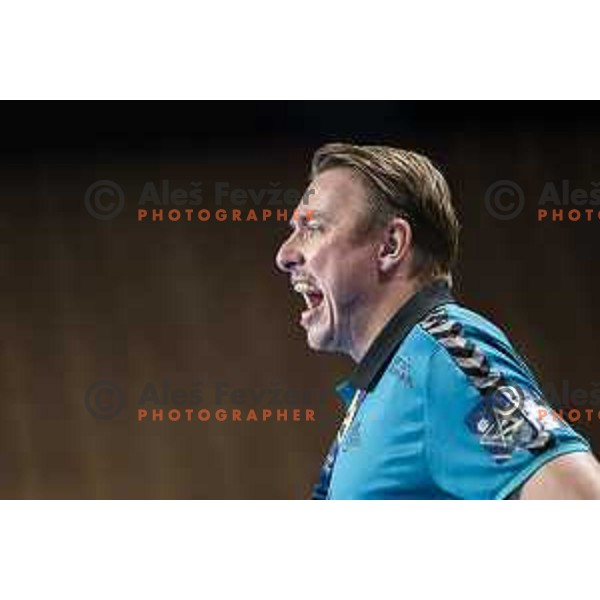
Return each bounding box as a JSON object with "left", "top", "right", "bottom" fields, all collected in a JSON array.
[
  {"left": 287, "top": 216, "right": 324, "bottom": 240},
  {"left": 303, "top": 219, "right": 322, "bottom": 235}
]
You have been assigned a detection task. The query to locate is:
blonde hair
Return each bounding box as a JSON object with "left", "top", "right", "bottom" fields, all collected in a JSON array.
[{"left": 311, "top": 143, "right": 460, "bottom": 284}]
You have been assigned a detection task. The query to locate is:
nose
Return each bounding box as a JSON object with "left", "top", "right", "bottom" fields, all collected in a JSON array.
[{"left": 276, "top": 232, "right": 304, "bottom": 273}]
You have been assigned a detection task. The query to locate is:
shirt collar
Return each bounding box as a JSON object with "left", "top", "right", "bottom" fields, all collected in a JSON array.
[{"left": 336, "top": 279, "right": 455, "bottom": 402}]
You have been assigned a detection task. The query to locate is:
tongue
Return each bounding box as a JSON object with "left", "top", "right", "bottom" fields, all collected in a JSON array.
[{"left": 307, "top": 292, "right": 323, "bottom": 309}]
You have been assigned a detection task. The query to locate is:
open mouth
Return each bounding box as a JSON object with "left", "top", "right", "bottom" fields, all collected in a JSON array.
[{"left": 293, "top": 280, "right": 324, "bottom": 319}]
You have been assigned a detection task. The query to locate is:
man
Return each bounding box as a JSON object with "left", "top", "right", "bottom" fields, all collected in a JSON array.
[{"left": 275, "top": 142, "right": 600, "bottom": 500}]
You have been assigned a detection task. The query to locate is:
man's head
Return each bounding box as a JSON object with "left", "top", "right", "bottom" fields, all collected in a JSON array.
[{"left": 275, "top": 143, "right": 460, "bottom": 361}]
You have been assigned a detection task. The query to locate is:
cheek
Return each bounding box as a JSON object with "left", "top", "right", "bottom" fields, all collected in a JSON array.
[{"left": 313, "top": 244, "right": 376, "bottom": 301}]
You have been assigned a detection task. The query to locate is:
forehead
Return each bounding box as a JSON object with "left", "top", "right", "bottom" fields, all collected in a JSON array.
[{"left": 297, "top": 167, "right": 371, "bottom": 219}]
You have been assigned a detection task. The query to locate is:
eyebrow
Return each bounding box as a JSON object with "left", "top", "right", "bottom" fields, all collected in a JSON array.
[{"left": 288, "top": 209, "right": 325, "bottom": 229}]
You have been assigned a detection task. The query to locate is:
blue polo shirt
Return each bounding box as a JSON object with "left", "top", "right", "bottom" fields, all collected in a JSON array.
[{"left": 312, "top": 280, "right": 590, "bottom": 500}]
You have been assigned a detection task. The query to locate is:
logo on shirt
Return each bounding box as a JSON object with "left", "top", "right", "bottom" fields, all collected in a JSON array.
[
  {"left": 389, "top": 356, "right": 413, "bottom": 388},
  {"left": 465, "top": 385, "right": 557, "bottom": 462}
]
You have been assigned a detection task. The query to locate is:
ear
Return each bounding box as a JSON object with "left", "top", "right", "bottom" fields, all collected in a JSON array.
[{"left": 377, "top": 217, "right": 412, "bottom": 274}]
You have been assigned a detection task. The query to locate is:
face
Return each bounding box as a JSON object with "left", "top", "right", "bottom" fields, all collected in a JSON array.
[{"left": 275, "top": 167, "right": 382, "bottom": 356}]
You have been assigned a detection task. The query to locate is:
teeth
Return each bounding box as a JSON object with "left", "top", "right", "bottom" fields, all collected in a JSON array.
[{"left": 293, "top": 282, "right": 318, "bottom": 294}]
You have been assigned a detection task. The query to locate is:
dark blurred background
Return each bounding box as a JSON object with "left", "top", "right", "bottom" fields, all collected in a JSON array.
[{"left": 1, "top": 101, "right": 599, "bottom": 498}]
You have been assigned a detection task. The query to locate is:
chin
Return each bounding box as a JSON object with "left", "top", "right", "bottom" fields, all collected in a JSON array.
[{"left": 306, "top": 329, "right": 336, "bottom": 353}]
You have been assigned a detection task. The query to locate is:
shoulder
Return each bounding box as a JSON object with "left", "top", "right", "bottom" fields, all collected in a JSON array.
[
  {"left": 415, "top": 302, "right": 541, "bottom": 396},
  {"left": 419, "top": 303, "right": 518, "bottom": 363},
  {"left": 380, "top": 302, "right": 522, "bottom": 395}
]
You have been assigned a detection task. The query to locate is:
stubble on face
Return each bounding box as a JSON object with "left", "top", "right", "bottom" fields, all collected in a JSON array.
[{"left": 289, "top": 168, "right": 383, "bottom": 357}]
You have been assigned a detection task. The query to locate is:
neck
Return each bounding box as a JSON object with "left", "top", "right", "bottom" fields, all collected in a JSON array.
[{"left": 348, "top": 278, "right": 424, "bottom": 363}]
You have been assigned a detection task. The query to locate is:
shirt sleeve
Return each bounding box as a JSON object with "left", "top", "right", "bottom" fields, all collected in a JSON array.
[{"left": 424, "top": 344, "right": 590, "bottom": 499}]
